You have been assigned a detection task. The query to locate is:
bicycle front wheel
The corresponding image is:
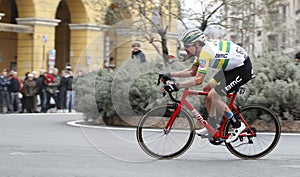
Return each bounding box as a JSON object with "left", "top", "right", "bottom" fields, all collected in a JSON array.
[
  {"left": 136, "top": 105, "right": 195, "bottom": 159},
  {"left": 225, "top": 105, "right": 281, "bottom": 159}
]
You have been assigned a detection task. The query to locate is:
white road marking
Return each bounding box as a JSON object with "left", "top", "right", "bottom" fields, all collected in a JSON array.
[
  {"left": 67, "top": 120, "right": 300, "bottom": 136},
  {"left": 67, "top": 120, "right": 137, "bottom": 131}
]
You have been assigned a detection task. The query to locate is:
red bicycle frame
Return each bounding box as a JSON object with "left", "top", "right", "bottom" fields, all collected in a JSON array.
[{"left": 165, "top": 88, "right": 254, "bottom": 139}]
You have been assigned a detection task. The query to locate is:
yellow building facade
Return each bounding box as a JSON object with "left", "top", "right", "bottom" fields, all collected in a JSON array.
[{"left": 0, "top": 0, "right": 179, "bottom": 77}]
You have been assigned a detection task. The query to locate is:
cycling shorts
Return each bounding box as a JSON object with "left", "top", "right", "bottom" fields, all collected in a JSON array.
[{"left": 211, "top": 57, "right": 253, "bottom": 96}]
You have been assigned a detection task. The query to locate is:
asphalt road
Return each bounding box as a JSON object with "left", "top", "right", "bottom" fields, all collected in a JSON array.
[{"left": 0, "top": 113, "right": 300, "bottom": 177}]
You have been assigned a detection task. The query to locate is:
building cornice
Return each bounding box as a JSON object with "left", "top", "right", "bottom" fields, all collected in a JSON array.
[
  {"left": 69, "top": 23, "right": 109, "bottom": 31},
  {"left": 0, "top": 22, "right": 33, "bottom": 33},
  {"left": 16, "top": 17, "right": 61, "bottom": 26},
  {"left": 115, "top": 28, "right": 179, "bottom": 39}
]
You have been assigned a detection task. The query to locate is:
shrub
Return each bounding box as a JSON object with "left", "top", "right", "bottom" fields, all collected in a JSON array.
[
  {"left": 74, "top": 71, "right": 101, "bottom": 122},
  {"left": 236, "top": 51, "right": 300, "bottom": 120},
  {"left": 76, "top": 57, "right": 191, "bottom": 123}
]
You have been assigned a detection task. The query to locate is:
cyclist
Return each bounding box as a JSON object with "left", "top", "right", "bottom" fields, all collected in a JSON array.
[{"left": 161, "top": 28, "right": 253, "bottom": 143}]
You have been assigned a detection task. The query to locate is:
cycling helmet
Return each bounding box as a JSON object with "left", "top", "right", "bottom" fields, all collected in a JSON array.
[{"left": 179, "top": 28, "right": 206, "bottom": 43}]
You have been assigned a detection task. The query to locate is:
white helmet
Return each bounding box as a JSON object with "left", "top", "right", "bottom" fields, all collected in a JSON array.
[{"left": 179, "top": 28, "right": 206, "bottom": 43}]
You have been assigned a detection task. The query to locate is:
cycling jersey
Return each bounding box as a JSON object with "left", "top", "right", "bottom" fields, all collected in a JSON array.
[{"left": 193, "top": 40, "right": 248, "bottom": 74}]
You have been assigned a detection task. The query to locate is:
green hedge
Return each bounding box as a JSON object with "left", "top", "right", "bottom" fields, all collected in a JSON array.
[
  {"left": 237, "top": 51, "right": 300, "bottom": 120},
  {"left": 75, "top": 58, "right": 190, "bottom": 123}
]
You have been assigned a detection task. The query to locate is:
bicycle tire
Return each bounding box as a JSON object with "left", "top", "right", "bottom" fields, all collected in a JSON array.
[
  {"left": 224, "top": 105, "right": 281, "bottom": 159},
  {"left": 136, "top": 105, "right": 195, "bottom": 159}
]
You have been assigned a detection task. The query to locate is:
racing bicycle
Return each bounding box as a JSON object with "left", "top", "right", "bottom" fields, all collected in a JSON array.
[{"left": 136, "top": 76, "right": 281, "bottom": 160}]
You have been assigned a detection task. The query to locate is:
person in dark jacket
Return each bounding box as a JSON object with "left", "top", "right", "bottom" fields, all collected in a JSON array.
[
  {"left": 36, "top": 69, "right": 46, "bottom": 112},
  {"left": 9, "top": 71, "right": 22, "bottom": 113},
  {"left": 131, "top": 42, "right": 146, "bottom": 63},
  {"left": 31, "top": 71, "right": 38, "bottom": 112},
  {"left": 20, "top": 72, "right": 29, "bottom": 113},
  {"left": 57, "top": 69, "right": 67, "bottom": 113},
  {"left": 0, "top": 70, "right": 13, "bottom": 113},
  {"left": 65, "top": 68, "right": 75, "bottom": 113}
]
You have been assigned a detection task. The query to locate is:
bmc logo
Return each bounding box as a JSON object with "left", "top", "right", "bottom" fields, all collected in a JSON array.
[
  {"left": 225, "top": 76, "right": 242, "bottom": 91},
  {"left": 191, "top": 109, "right": 207, "bottom": 126},
  {"left": 215, "top": 53, "right": 228, "bottom": 58}
]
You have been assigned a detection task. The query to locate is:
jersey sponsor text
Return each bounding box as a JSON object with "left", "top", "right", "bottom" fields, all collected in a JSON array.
[
  {"left": 215, "top": 53, "right": 228, "bottom": 58},
  {"left": 225, "top": 76, "right": 242, "bottom": 91}
]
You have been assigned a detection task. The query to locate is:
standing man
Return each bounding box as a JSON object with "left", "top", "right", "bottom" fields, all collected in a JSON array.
[
  {"left": 36, "top": 69, "right": 46, "bottom": 112},
  {"left": 65, "top": 68, "right": 75, "bottom": 113},
  {"left": 9, "top": 71, "right": 22, "bottom": 113},
  {"left": 131, "top": 42, "right": 146, "bottom": 63},
  {"left": 0, "top": 70, "right": 13, "bottom": 113},
  {"left": 57, "top": 68, "right": 67, "bottom": 113}
]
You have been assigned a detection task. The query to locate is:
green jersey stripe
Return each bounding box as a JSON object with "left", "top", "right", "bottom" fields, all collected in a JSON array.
[
  {"left": 219, "top": 42, "right": 223, "bottom": 51},
  {"left": 226, "top": 42, "right": 231, "bottom": 52},
  {"left": 222, "top": 59, "right": 229, "bottom": 69},
  {"left": 212, "top": 60, "right": 220, "bottom": 68}
]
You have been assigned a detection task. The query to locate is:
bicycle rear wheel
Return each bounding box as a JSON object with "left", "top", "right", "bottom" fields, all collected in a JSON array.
[
  {"left": 136, "top": 105, "right": 195, "bottom": 159},
  {"left": 224, "top": 105, "right": 281, "bottom": 159}
]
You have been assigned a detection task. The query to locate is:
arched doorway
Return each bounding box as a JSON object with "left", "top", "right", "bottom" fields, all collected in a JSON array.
[
  {"left": 104, "top": 1, "right": 132, "bottom": 67},
  {"left": 55, "top": 0, "right": 71, "bottom": 72},
  {"left": 0, "top": 0, "right": 18, "bottom": 71}
]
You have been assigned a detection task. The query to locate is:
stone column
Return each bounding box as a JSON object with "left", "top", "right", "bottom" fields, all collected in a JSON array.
[
  {"left": 69, "top": 23, "right": 107, "bottom": 73},
  {"left": 16, "top": 17, "right": 60, "bottom": 75}
]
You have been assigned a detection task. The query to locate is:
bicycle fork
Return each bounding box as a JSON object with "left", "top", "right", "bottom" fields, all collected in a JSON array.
[{"left": 164, "top": 104, "right": 182, "bottom": 134}]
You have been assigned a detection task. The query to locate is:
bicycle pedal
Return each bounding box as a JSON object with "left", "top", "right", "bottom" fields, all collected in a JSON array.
[{"left": 209, "top": 138, "right": 224, "bottom": 145}]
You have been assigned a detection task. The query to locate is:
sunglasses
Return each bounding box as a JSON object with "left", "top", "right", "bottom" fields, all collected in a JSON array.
[{"left": 183, "top": 43, "right": 194, "bottom": 48}]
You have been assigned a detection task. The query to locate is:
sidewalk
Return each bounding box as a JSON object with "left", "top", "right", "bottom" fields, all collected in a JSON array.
[{"left": 0, "top": 111, "right": 85, "bottom": 119}]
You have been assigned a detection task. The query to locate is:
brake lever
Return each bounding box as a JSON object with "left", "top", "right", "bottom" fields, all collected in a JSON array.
[
  {"left": 157, "top": 74, "right": 162, "bottom": 86},
  {"left": 157, "top": 73, "right": 168, "bottom": 85}
]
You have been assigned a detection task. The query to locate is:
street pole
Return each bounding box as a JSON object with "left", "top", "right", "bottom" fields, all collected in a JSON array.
[
  {"left": 43, "top": 44, "right": 45, "bottom": 69},
  {"left": 42, "top": 35, "right": 48, "bottom": 70}
]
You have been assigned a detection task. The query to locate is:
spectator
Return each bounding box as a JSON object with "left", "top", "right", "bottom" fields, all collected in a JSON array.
[
  {"left": 131, "top": 42, "right": 146, "bottom": 63},
  {"left": 9, "top": 70, "right": 14, "bottom": 77},
  {"left": 36, "top": 69, "right": 46, "bottom": 113},
  {"left": 65, "top": 68, "right": 75, "bottom": 113},
  {"left": 20, "top": 72, "right": 29, "bottom": 113},
  {"left": 57, "top": 69, "right": 67, "bottom": 113},
  {"left": 22, "top": 73, "right": 37, "bottom": 113},
  {"left": 0, "top": 70, "right": 13, "bottom": 113},
  {"left": 31, "top": 71, "right": 38, "bottom": 112},
  {"left": 9, "top": 71, "right": 22, "bottom": 113},
  {"left": 43, "top": 68, "right": 60, "bottom": 113}
]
